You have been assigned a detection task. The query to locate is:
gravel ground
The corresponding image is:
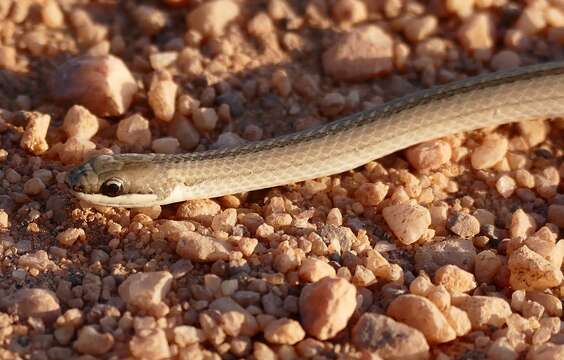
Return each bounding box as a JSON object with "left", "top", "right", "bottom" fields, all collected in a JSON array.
[{"left": 0, "top": 0, "right": 564, "bottom": 359}]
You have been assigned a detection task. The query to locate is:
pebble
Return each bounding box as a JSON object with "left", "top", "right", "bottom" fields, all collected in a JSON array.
[
  {"left": 62, "top": 105, "right": 99, "bottom": 140},
  {"left": 516, "top": 6, "right": 546, "bottom": 35},
  {"left": 406, "top": 140, "right": 451, "bottom": 171},
  {"left": 186, "top": 0, "right": 240, "bottom": 38},
  {"left": 51, "top": 55, "right": 138, "bottom": 116},
  {"left": 457, "top": 13, "right": 495, "bottom": 53},
  {"left": 447, "top": 212, "right": 480, "bottom": 238},
  {"left": 23, "top": 177, "right": 45, "bottom": 196},
  {"left": 151, "top": 137, "right": 180, "bottom": 154},
  {"left": 491, "top": 50, "right": 521, "bottom": 70},
  {"left": 57, "top": 228, "right": 86, "bottom": 247},
  {"left": 299, "top": 277, "right": 357, "bottom": 340},
  {"left": 355, "top": 182, "right": 389, "bottom": 207},
  {"left": 248, "top": 12, "right": 275, "bottom": 38},
  {"left": 322, "top": 25, "right": 394, "bottom": 82},
  {"left": 118, "top": 271, "right": 173, "bottom": 313},
  {"left": 508, "top": 245, "right": 563, "bottom": 290},
  {"left": 526, "top": 291, "right": 562, "bottom": 317},
  {"left": 169, "top": 115, "right": 200, "bottom": 150},
  {"left": 298, "top": 258, "right": 336, "bottom": 282},
  {"left": 209, "top": 297, "right": 258, "bottom": 337},
  {"left": 174, "top": 325, "right": 204, "bottom": 347},
  {"left": 135, "top": 5, "right": 168, "bottom": 35},
  {"left": 351, "top": 313, "right": 429, "bottom": 359},
  {"left": 445, "top": 0, "right": 473, "bottom": 18},
  {"left": 387, "top": 294, "right": 456, "bottom": 344},
  {"left": 454, "top": 295, "right": 512, "bottom": 330},
  {"left": 192, "top": 107, "right": 218, "bottom": 132},
  {"left": 73, "top": 325, "right": 114, "bottom": 355},
  {"left": 471, "top": 135, "right": 508, "bottom": 169},
  {"left": 148, "top": 71, "right": 177, "bottom": 122},
  {"left": 20, "top": 112, "right": 50, "bottom": 155},
  {"left": 12, "top": 288, "right": 61, "bottom": 323},
  {"left": 331, "top": 0, "right": 367, "bottom": 24},
  {"left": 264, "top": 318, "right": 305, "bottom": 345},
  {"left": 129, "top": 328, "right": 171, "bottom": 360},
  {"left": 528, "top": 343, "right": 564, "bottom": 360},
  {"left": 414, "top": 238, "right": 476, "bottom": 274},
  {"left": 518, "top": 119, "right": 549, "bottom": 147},
  {"left": 404, "top": 15, "right": 438, "bottom": 43},
  {"left": 116, "top": 114, "right": 152, "bottom": 147},
  {"left": 444, "top": 305, "right": 472, "bottom": 337},
  {"left": 0, "top": 46, "right": 16, "bottom": 70},
  {"left": 176, "top": 231, "right": 232, "bottom": 261},
  {"left": 474, "top": 249, "right": 502, "bottom": 284},
  {"left": 59, "top": 137, "right": 96, "bottom": 164},
  {"left": 434, "top": 264, "right": 477, "bottom": 293},
  {"left": 320, "top": 92, "right": 345, "bottom": 117},
  {"left": 547, "top": 204, "right": 564, "bottom": 228},
  {"left": 382, "top": 201, "right": 431, "bottom": 245},
  {"left": 176, "top": 199, "right": 221, "bottom": 225},
  {"left": 510, "top": 209, "right": 537, "bottom": 239},
  {"left": 496, "top": 174, "right": 517, "bottom": 198}
]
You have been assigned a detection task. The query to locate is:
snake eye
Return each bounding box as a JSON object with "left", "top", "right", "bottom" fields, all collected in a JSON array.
[{"left": 100, "top": 179, "right": 124, "bottom": 197}]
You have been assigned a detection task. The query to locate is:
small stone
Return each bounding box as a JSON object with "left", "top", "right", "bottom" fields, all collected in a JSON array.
[
  {"left": 23, "top": 177, "right": 45, "bottom": 196},
  {"left": 496, "top": 175, "right": 517, "bottom": 198},
  {"left": 62, "top": 105, "right": 99, "bottom": 140},
  {"left": 148, "top": 71, "right": 177, "bottom": 122},
  {"left": 382, "top": 201, "right": 431, "bottom": 245},
  {"left": 57, "top": 228, "right": 86, "bottom": 247},
  {"left": 526, "top": 291, "right": 562, "bottom": 317},
  {"left": 516, "top": 6, "right": 546, "bottom": 35},
  {"left": 248, "top": 12, "right": 275, "bottom": 37},
  {"left": 59, "top": 137, "right": 96, "bottom": 164},
  {"left": 118, "top": 271, "right": 173, "bottom": 313},
  {"left": 192, "top": 107, "right": 218, "bottom": 132},
  {"left": 491, "top": 50, "right": 521, "bottom": 70},
  {"left": 134, "top": 5, "right": 168, "bottom": 35},
  {"left": 475, "top": 249, "right": 503, "bottom": 284},
  {"left": 186, "top": 0, "right": 240, "bottom": 38},
  {"left": 264, "top": 318, "right": 305, "bottom": 345},
  {"left": 299, "top": 277, "right": 357, "bottom": 340},
  {"left": 51, "top": 55, "right": 138, "bottom": 116},
  {"left": 510, "top": 209, "right": 537, "bottom": 239},
  {"left": 404, "top": 15, "right": 438, "bottom": 43},
  {"left": 320, "top": 92, "right": 345, "bottom": 117},
  {"left": 298, "top": 258, "right": 336, "bottom": 282},
  {"left": 444, "top": 306, "right": 472, "bottom": 337},
  {"left": 355, "top": 182, "right": 389, "bottom": 207},
  {"left": 447, "top": 212, "right": 480, "bottom": 238},
  {"left": 445, "top": 0, "right": 474, "bottom": 18},
  {"left": 173, "top": 325, "right": 204, "bottom": 346},
  {"left": 12, "top": 288, "right": 61, "bottom": 323},
  {"left": 169, "top": 115, "right": 200, "bottom": 150},
  {"left": 527, "top": 343, "right": 564, "bottom": 360},
  {"left": 176, "top": 231, "right": 232, "bottom": 261},
  {"left": 73, "top": 325, "right": 114, "bottom": 355},
  {"left": 352, "top": 313, "right": 429, "bottom": 359},
  {"left": 406, "top": 140, "right": 451, "bottom": 171},
  {"left": 471, "top": 135, "right": 508, "bottom": 170},
  {"left": 151, "top": 137, "right": 180, "bottom": 154},
  {"left": 387, "top": 294, "right": 456, "bottom": 344},
  {"left": 20, "top": 112, "right": 50, "bottom": 155},
  {"left": 176, "top": 199, "right": 221, "bottom": 225},
  {"left": 434, "top": 264, "right": 477, "bottom": 293},
  {"left": 129, "top": 328, "right": 171, "bottom": 360},
  {"left": 458, "top": 13, "right": 495, "bottom": 53},
  {"left": 518, "top": 119, "right": 549, "bottom": 147},
  {"left": 116, "top": 114, "right": 151, "bottom": 147},
  {"left": 271, "top": 69, "right": 292, "bottom": 97},
  {"left": 415, "top": 238, "right": 476, "bottom": 274},
  {"left": 454, "top": 295, "right": 512, "bottom": 330},
  {"left": 323, "top": 25, "right": 394, "bottom": 82},
  {"left": 331, "top": 0, "right": 367, "bottom": 24},
  {"left": 508, "top": 245, "right": 563, "bottom": 290},
  {"left": 547, "top": 205, "right": 564, "bottom": 228}
]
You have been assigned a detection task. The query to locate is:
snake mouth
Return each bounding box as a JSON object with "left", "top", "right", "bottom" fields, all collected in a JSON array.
[{"left": 71, "top": 191, "right": 160, "bottom": 208}]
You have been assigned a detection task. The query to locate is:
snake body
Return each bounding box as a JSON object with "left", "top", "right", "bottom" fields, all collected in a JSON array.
[{"left": 66, "top": 62, "right": 564, "bottom": 207}]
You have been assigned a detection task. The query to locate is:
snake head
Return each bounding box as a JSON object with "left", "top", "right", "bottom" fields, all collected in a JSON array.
[{"left": 65, "top": 154, "right": 161, "bottom": 207}]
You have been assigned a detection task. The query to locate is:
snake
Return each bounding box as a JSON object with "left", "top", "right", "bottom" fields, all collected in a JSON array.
[{"left": 65, "top": 61, "right": 564, "bottom": 208}]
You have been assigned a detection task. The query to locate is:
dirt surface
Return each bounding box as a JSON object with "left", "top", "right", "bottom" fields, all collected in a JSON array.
[{"left": 0, "top": 0, "right": 563, "bottom": 359}]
